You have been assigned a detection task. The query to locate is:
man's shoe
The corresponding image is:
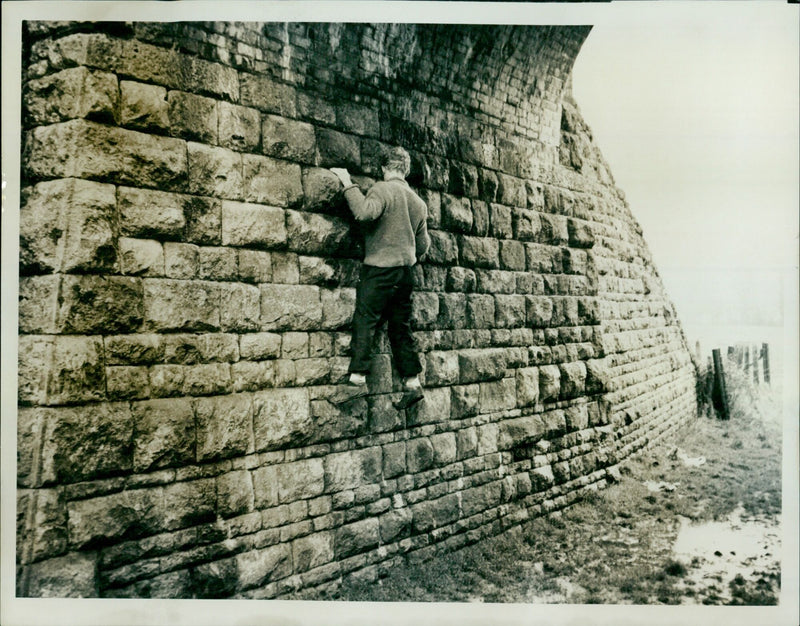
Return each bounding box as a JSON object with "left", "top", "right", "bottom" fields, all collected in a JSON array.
[{"left": 393, "top": 387, "right": 424, "bottom": 410}]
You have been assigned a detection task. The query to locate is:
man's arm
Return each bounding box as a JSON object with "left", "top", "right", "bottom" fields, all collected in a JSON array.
[{"left": 330, "top": 168, "right": 384, "bottom": 222}]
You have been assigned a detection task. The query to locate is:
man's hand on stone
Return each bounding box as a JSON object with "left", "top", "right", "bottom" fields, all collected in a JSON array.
[{"left": 330, "top": 168, "right": 353, "bottom": 188}]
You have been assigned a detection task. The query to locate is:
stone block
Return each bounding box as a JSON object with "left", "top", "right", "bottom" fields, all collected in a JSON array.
[
  {"left": 408, "top": 386, "right": 451, "bottom": 426},
  {"left": 162, "top": 478, "right": 217, "bottom": 531},
  {"left": 301, "top": 167, "right": 346, "bottom": 213},
  {"left": 497, "top": 173, "right": 526, "bottom": 208},
  {"left": 542, "top": 410, "right": 567, "bottom": 438},
  {"left": 131, "top": 398, "right": 195, "bottom": 472},
  {"left": 161, "top": 332, "right": 237, "bottom": 364},
  {"left": 217, "top": 470, "right": 255, "bottom": 518},
  {"left": 221, "top": 200, "right": 286, "bottom": 249},
  {"left": 430, "top": 432, "right": 457, "bottom": 466},
  {"left": 438, "top": 293, "right": 467, "bottom": 330},
  {"left": 441, "top": 194, "right": 473, "bottom": 233},
  {"left": 323, "top": 448, "right": 382, "bottom": 492},
  {"left": 240, "top": 73, "right": 296, "bottom": 117},
  {"left": 17, "top": 488, "right": 68, "bottom": 564},
  {"left": 106, "top": 365, "right": 150, "bottom": 400},
  {"left": 448, "top": 161, "right": 479, "bottom": 198},
  {"left": 379, "top": 508, "right": 412, "bottom": 543},
  {"left": 252, "top": 387, "right": 312, "bottom": 451},
  {"left": 419, "top": 188, "right": 441, "bottom": 229},
  {"left": 426, "top": 230, "right": 458, "bottom": 265},
  {"left": 21, "top": 177, "right": 117, "bottom": 274},
  {"left": 163, "top": 242, "right": 198, "bottom": 279},
  {"left": 410, "top": 291, "right": 439, "bottom": 329},
  {"left": 466, "top": 294, "right": 495, "bottom": 329},
  {"left": 380, "top": 442, "right": 406, "bottom": 479},
  {"left": 446, "top": 266, "right": 476, "bottom": 292},
  {"left": 559, "top": 362, "right": 587, "bottom": 399},
  {"left": 44, "top": 335, "right": 105, "bottom": 405},
  {"left": 23, "top": 66, "right": 117, "bottom": 126},
  {"left": 334, "top": 518, "right": 379, "bottom": 559},
  {"left": 168, "top": 90, "right": 218, "bottom": 144},
  {"left": 526, "top": 181, "right": 545, "bottom": 210},
  {"left": 194, "top": 393, "right": 254, "bottom": 462},
  {"left": 526, "top": 296, "right": 554, "bottom": 328},
  {"left": 23, "top": 552, "right": 98, "bottom": 598},
  {"left": 275, "top": 458, "right": 325, "bottom": 503},
  {"left": 119, "top": 238, "right": 164, "bottom": 276},
  {"left": 538, "top": 365, "right": 561, "bottom": 402},
  {"left": 218, "top": 282, "right": 261, "bottom": 332},
  {"left": 320, "top": 287, "right": 356, "bottom": 330},
  {"left": 498, "top": 415, "right": 546, "bottom": 450},
  {"left": 512, "top": 209, "right": 542, "bottom": 242},
  {"left": 585, "top": 358, "right": 610, "bottom": 394},
  {"left": 478, "top": 169, "right": 499, "bottom": 202},
  {"left": 335, "top": 100, "right": 380, "bottom": 137},
  {"left": 262, "top": 114, "right": 316, "bottom": 163},
  {"left": 298, "top": 92, "right": 335, "bottom": 125},
  {"left": 565, "top": 404, "right": 589, "bottom": 432},
  {"left": 187, "top": 142, "right": 243, "bottom": 199},
  {"left": 475, "top": 269, "right": 516, "bottom": 294},
  {"left": 568, "top": 217, "right": 595, "bottom": 249},
  {"left": 231, "top": 360, "right": 274, "bottom": 392},
  {"left": 25, "top": 119, "right": 187, "bottom": 190},
  {"left": 406, "top": 437, "right": 435, "bottom": 473},
  {"left": 261, "top": 284, "right": 322, "bottom": 330},
  {"left": 459, "top": 236, "right": 499, "bottom": 269},
  {"left": 541, "top": 214, "right": 569, "bottom": 246},
  {"left": 531, "top": 465, "right": 555, "bottom": 491},
  {"left": 495, "top": 294, "right": 526, "bottom": 328},
  {"left": 218, "top": 101, "right": 261, "bottom": 153},
  {"left": 411, "top": 493, "right": 459, "bottom": 533},
  {"left": 243, "top": 153, "right": 303, "bottom": 208},
  {"left": 425, "top": 351, "right": 460, "bottom": 387},
  {"left": 198, "top": 246, "right": 237, "bottom": 281},
  {"left": 479, "top": 378, "right": 516, "bottom": 412},
  {"left": 315, "top": 128, "right": 360, "bottom": 170},
  {"left": 240, "top": 332, "right": 282, "bottom": 360},
  {"left": 458, "top": 348, "right": 506, "bottom": 384},
  {"left": 119, "top": 80, "right": 169, "bottom": 131},
  {"left": 286, "top": 210, "right": 350, "bottom": 256},
  {"left": 293, "top": 532, "right": 334, "bottom": 573},
  {"left": 191, "top": 557, "right": 238, "bottom": 599},
  {"left": 19, "top": 275, "right": 60, "bottom": 334},
  {"left": 142, "top": 278, "right": 219, "bottom": 332},
  {"left": 477, "top": 422, "right": 499, "bottom": 455},
  {"left": 39, "top": 402, "right": 133, "bottom": 484},
  {"left": 456, "top": 426, "right": 478, "bottom": 459},
  {"left": 238, "top": 249, "right": 273, "bottom": 283},
  {"left": 499, "top": 240, "right": 526, "bottom": 272},
  {"left": 117, "top": 187, "right": 186, "bottom": 240},
  {"left": 183, "top": 195, "right": 222, "bottom": 245},
  {"left": 16, "top": 336, "right": 49, "bottom": 405},
  {"left": 462, "top": 482, "right": 503, "bottom": 518},
  {"left": 105, "top": 334, "right": 163, "bottom": 366},
  {"left": 516, "top": 367, "right": 540, "bottom": 407}
]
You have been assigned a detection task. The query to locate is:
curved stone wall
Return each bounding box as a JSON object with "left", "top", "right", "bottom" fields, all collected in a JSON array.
[{"left": 16, "top": 22, "right": 697, "bottom": 598}]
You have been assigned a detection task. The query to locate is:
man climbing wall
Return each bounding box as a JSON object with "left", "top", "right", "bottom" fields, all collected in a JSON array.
[{"left": 330, "top": 146, "right": 430, "bottom": 409}]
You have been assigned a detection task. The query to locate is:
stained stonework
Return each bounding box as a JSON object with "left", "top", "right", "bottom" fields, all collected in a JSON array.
[{"left": 17, "top": 22, "right": 696, "bottom": 598}]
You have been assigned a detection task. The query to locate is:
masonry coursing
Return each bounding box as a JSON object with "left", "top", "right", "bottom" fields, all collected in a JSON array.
[{"left": 17, "top": 22, "right": 697, "bottom": 598}]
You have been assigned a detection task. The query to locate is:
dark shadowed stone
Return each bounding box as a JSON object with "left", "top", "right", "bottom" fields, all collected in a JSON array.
[
  {"left": 183, "top": 195, "right": 221, "bottom": 245},
  {"left": 459, "top": 236, "right": 499, "bottom": 269},
  {"left": 46, "top": 336, "right": 106, "bottom": 404},
  {"left": 302, "top": 167, "right": 348, "bottom": 213},
  {"left": 499, "top": 240, "right": 526, "bottom": 271},
  {"left": 191, "top": 557, "right": 238, "bottom": 599},
  {"left": 315, "top": 128, "right": 360, "bottom": 170},
  {"left": 478, "top": 169, "right": 499, "bottom": 203},
  {"left": 333, "top": 518, "right": 379, "bottom": 559},
  {"left": 131, "top": 398, "right": 195, "bottom": 472},
  {"left": 585, "top": 358, "right": 610, "bottom": 394},
  {"left": 286, "top": 210, "right": 351, "bottom": 256},
  {"left": 216, "top": 470, "right": 255, "bottom": 519},
  {"left": 58, "top": 275, "right": 143, "bottom": 334},
  {"left": 23, "top": 552, "right": 98, "bottom": 598},
  {"left": 426, "top": 230, "right": 458, "bottom": 265},
  {"left": 567, "top": 218, "right": 595, "bottom": 249},
  {"left": 461, "top": 482, "right": 503, "bottom": 518},
  {"left": 168, "top": 90, "right": 218, "bottom": 144},
  {"left": 262, "top": 114, "right": 315, "bottom": 164},
  {"left": 448, "top": 161, "right": 479, "bottom": 198},
  {"left": 23, "top": 66, "right": 118, "bottom": 127},
  {"left": 559, "top": 362, "right": 587, "bottom": 399},
  {"left": 538, "top": 365, "right": 561, "bottom": 402}
]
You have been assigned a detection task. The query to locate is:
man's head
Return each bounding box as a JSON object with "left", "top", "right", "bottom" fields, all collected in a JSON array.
[{"left": 381, "top": 146, "right": 411, "bottom": 180}]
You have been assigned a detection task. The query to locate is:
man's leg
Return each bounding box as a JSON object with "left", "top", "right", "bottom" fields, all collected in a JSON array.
[
  {"left": 386, "top": 267, "right": 424, "bottom": 409},
  {"left": 349, "top": 265, "right": 392, "bottom": 375}
]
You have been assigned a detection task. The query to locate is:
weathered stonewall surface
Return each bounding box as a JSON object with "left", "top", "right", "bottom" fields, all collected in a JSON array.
[{"left": 17, "top": 22, "right": 697, "bottom": 599}]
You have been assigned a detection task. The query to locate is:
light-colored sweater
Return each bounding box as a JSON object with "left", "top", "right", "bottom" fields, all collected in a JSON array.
[{"left": 343, "top": 178, "right": 430, "bottom": 267}]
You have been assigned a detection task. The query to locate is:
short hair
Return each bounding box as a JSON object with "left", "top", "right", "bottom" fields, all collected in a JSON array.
[{"left": 382, "top": 146, "right": 411, "bottom": 176}]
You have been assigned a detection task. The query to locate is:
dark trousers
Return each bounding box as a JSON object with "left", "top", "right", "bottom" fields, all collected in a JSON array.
[{"left": 349, "top": 264, "right": 421, "bottom": 378}]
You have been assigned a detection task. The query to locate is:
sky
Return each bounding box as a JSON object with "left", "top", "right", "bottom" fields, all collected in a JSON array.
[{"left": 570, "top": 3, "right": 799, "bottom": 349}]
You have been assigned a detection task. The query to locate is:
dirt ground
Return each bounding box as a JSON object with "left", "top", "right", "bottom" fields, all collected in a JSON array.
[{"left": 330, "top": 373, "right": 783, "bottom": 605}]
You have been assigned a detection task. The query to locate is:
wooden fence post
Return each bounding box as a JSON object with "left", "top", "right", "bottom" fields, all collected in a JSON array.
[{"left": 712, "top": 348, "right": 730, "bottom": 419}]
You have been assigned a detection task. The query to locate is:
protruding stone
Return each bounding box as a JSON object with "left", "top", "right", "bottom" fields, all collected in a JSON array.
[
  {"left": 23, "top": 66, "right": 117, "bottom": 127},
  {"left": 441, "top": 194, "right": 473, "bottom": 233},
  {"left": 119, "top": 80, "right": 169, "bottom": 131},
  {"left": 516, "top": 367, "right": 540, "bottom": 407},
  {"left": 538, "top": 365, "right": 561, "bottom": 402},
  {"left": 131, "top": 398, "right": 195, "bottom": 472}
]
